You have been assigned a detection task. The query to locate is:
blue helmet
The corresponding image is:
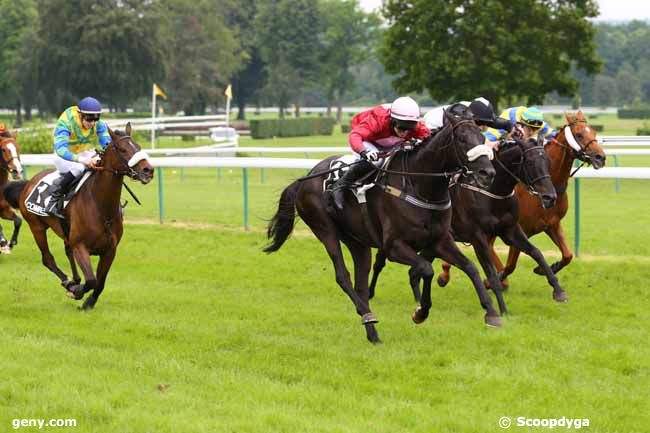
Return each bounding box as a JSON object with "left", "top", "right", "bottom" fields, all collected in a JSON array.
[{"left": 78, "top": 97, "right": 102, "bottom": 114}]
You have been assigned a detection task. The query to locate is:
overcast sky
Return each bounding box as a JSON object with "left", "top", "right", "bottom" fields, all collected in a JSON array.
[{"left": 358, "top": 0, "right": 650, "bottom": 22}]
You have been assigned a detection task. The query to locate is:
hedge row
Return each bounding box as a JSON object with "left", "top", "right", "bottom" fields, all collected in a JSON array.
[
  {"left": 618, "top": 108, "right": 650, "bottom": 119},
  {"left": 249, "top": 117, "right": 335, "bottom": 139},
  {"left": 341, "top": 124, "right": 351, "bottom": 133}
]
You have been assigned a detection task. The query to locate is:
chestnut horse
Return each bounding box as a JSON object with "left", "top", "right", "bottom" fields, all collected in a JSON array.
[
  {"left": 0, "top": 133, "right": 24, "bottom": 253},
  {"left": 3, "top": 123, "right": 154, "bottom": 309},
  {"left": 493, "top": 111, "right": 606, "bottom": 286},
  {"left": 264, "top": 115, "right": 499, "bottom": 344}
]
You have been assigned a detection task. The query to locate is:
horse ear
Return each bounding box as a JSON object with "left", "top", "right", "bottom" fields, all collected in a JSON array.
[
  {"left": 126, "top": 122, "right": 132, "bottom": 136},
  {"left": 564, "top": 111, "right": 573, "bottom": 123}
]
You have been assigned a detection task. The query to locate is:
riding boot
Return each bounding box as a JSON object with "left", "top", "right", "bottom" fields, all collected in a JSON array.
[
  {"left": 331, "top": 160, "right": 376, "bottom": 211},
  {"left": 45, "top": 172, "right": 76, "bottom": 218}
]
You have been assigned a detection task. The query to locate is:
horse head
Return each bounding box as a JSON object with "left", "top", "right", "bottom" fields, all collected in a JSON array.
[
  {"left": 104, "top": 123, "right": 154, "bottom": 184},
  {"left": 0, "top": 135, "right": 23, "bottom": 180},
  {"left": 442, "top": 112, "right": 495, "bottom": 189},
  {"left": 498, "top": 137, "right": 556, "bottom": 209},
  {"left": 558, "top": 111, "right": 606, "bottom": 169}
]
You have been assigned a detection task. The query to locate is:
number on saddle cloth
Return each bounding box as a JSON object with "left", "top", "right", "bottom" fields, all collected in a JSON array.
[
  {"left": 24, "top": 171, "right": 92, "bottom": 216},
  {"left": 323, "top": 155, "right": 358, "bottom": 191}
]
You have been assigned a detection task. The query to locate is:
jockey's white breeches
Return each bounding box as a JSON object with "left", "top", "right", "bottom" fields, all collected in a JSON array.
[{"left": 53, "top": 150, "right": 95, "bottom": 177}]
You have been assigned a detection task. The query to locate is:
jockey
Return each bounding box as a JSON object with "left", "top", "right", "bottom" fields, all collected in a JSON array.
[
  {"left": 331, "top": 96, "right": 431, "bottom": 211},
  {"left": 0, "top": 123, "right": 12, "bottom": 138},
  {"left": 484, "top": 106, "right": 556, "bottom": 144},
  {"left": 423, "top": 97, "right": 514, "bottom": 148},
  {"left": 45, "top": 96, "right": 111, "bottom": 218}
]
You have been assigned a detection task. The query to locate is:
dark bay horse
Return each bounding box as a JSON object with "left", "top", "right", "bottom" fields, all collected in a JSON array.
[
  {"left": 265, "top": 115, "right": 500, "bottom": 344},
  {"left": 369, "top": 137, "right": 567, "bottom": 312},
  {"left": 0, "top": 133, "right": 24, "bottom": 253},
  {"left": 3, "top": 123, "right": 154, "bottom": 309},
  {"left": 493, "top": 112, "right": 606, "bottom": 286}
]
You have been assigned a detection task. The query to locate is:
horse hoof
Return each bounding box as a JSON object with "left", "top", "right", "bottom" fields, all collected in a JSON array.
[
  {"left": 437, "top": 275, "right": 449, "bottom": 287},
  {"left": 553, "top": 291, "right": 569, "bottom": 303},
  {"left": 411, "top": 306, "right": 428, "bottom": 324},
  {"left": 484, "top": 314, "right": 502, "bottom": 328},
  {"left": 0, "top": 245, "right": 11, "bottom": 254},
  {"left": 533, "top": 266, "right": 545, "bottom": 275},
  {"left": 67, "top": 284, "right": 85, "bottom": 300}
]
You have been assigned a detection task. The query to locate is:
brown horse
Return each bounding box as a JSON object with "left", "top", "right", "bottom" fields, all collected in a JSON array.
[
  {"left": 265, "top": 114, "right": 500, "bottom": 344},
  {"left": 492, "top": 111, "right": 606, "bottom": 285},
  {"left": 0, "top": 133, "right": 24, "bottom": 253},
  {"left": 3, "top": 123, "right": 154, "bottom": 309}
]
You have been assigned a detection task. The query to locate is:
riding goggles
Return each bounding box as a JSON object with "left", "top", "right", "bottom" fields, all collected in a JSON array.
[
  {"left": 520, "top": 119, "right": 543, "bottom": 130},
  {"left": 82, "top": 113, "right": 101, "bottom": 122}
]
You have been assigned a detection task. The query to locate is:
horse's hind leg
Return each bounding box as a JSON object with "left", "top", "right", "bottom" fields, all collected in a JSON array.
[
  {"left": 30, "top": 225, "right": 72, "bottom": 288},
  {"left": 368, "top": 250, "right": 386, "bottom": 300},
  {"left": 436, "top": 261, "right": 452, "bottom": 287},
  {"left": 82, "top": 248, "right": 116, "bottom": 310},
  {"left": 504, "top": 226, "right": 568, "bottom": 302},
  {"left": 309, "top": 224, "right": 380, "bottom": 343},
  {"left": 0, "top": 223, "right": 9, "bottom": 254},
  {"left": 434, "top": 233, "right": 501, "bottom": 327},
  {"left": 0, "top": 205, "right": 22, "bottom": 248},
  {"left": 487, "top": 236, "right": 509, "bottom": 289},
  {"left": 538, "top": 223, "right": 573, "bottom": 275}
]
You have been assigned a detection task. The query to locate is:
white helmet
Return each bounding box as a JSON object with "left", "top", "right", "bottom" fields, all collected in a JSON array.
[{"left": 390, "top": 96, "right": 420, "bottom": 122}]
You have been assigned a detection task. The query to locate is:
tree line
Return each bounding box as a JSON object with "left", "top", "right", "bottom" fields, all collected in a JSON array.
[{"left": 4, "top": 0, "right": 644, "bottom": 125}]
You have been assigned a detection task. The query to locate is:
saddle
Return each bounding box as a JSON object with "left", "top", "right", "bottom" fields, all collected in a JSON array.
[{"left": 24, "top": 171, "right": 92, "bottom": 216}]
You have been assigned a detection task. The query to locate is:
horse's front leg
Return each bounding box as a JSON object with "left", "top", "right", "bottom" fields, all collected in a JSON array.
[
  {"left": 68, "top": 244, "right": 96, "bottom": 302},
  {"left": 368, "top": 250, "right": 386, "bottom": 300},
  {"left": 503, "top": 225, "right": 568, "bottom": 302},
  {"left": 472, "top": 238, "right": 508, "bottom": 316},
  {"left": 383, "top": 239, "right": 434, "bottom": 324},
  {"left": 539, "top": 222, "right": 573, "bottom": 275},
  {"left": 0, "top": 223, "right": 9, "bottom": 254},
  {"left": 434, "top": 233, "right": 501, "bottom": 327},
  {"left": 82, "top": 247, "right": 116, "bottom": 310},
  {"left": 65, "top": 243, "right": 82, "bottom": 285}
]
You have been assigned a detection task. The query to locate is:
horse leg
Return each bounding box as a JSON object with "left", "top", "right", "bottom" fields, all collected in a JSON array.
[
  {"left": 310, "top": 226, "right": 381, "bottom": 343},
  {"left": 368, "top": 250, "right": 386, "bottom": 300},
  {"left": 30, "top": 225, "right": 72, "bottom": 288},
  {"left": 383, "top": 240, "right": 434, "bottom": 324},
  {"left": 407, "top": 248, "right": 434, "bottom": 302},
  {"left": 503, "top": 226, "right": 568, "bottom": 303},
  {"left": 64, "top": 242, "right": 82, "bottom": 285},
  {"left": 68, "top": 244, "right": 97, "bottom": 302},
  {"left": 537, "top": 223, "right": 573, "bottom": 275},
  {"left": 472, "top": 239, "right": 508, "bottom": 316},
  {"left": 346, "top": 241, "right": 382, "bottom": 341},
  {"left": 82, "top": 248, "right": 116, "bottom": 310},
  {"left": 0, "top": 206, "right": 22, "bottom": 248},
  {"left": 0, "top": 223, "right": 9, "bottom": 254},
  {"left": 487, "top": 236, "right": 509, "bottom": 289},
  {"left": 499, "top": 246, "right": 522, "bottom": 285},
  {"left": 434, "top": 233, "right": 501, "bottom": 327},
  {"left": 436, "top": 261, "right": 452, "bottom": 287}
]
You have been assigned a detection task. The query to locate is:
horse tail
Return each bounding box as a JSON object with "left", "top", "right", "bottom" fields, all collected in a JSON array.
[
  {"left": 3, "top": 180, "right": 28, "bottom": 209},
  {"left": 264, "top": 180, "right": 300, "bottom": 253}
]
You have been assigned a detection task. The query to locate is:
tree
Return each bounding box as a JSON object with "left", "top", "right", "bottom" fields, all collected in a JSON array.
[
  {"left": 318, "top": 0, "right": 381, "bottom": 122},
  {"left": 34, "top": 0, "right": 166, "bottom": 113},
  {"left": 379, "top": 0, "right": 602, "bottom": 110},
  {"left": 162, "top": 0, "right": 242, "bottom": 115},
  {"left": 256, "top": 0, "right": 321, "bottom": 118}
]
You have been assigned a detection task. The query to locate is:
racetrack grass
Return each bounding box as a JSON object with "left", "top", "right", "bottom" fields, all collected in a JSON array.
[{"left": 1, "top": 221, "right": 649, "bottom": 433}]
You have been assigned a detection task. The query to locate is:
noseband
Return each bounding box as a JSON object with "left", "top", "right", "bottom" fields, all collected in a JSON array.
[
  {"left": 0, "top": 138, "right": 22, "bottom": 176},
  {"left": 101, "top": 135, "right": 146, "bottom": 180},
  {"left": 558, "top": 119, "right": 599, "bottom": 163},
  {"left": 494, "top": 142, "right": 551, "bottom": 198}
]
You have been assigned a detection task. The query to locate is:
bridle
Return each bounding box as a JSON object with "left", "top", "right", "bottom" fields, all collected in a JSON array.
[
  {"left": 0, "top": 137, "right": 22, "bottom": 177},
  {"left": 493, "top": 140, "right": 551, "bottom": 198},
  {"left": 100, "top": 135, "right": 149, "bottom": 180},
  {"left": 555, "top": 118, "right": 599, "bottom": 165}
]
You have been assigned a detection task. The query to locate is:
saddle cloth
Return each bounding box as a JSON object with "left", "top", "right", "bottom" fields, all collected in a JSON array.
[
  {"left": 323, "top": 155, "right": 380, "bottom": 204},
  {"left": 24, "top": 171, "right": 92, "bottom": 216}
]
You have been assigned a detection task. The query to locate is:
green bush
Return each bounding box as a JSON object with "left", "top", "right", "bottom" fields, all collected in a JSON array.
[
  {"left": 636, "top": 122, "right": 650, "bottom": 135},
  {"left": 591, "top": 124, "right": 604, "bottom": 132},
  {"left": 181, "top": 135, "right": 196, "bottom": 141},
  {"left": 103, "top": 112, "right": 151, "bottom": 119},
  {"left": 341, "top": 124, "right": 351, "bottom": 133},
  {"left": 17, "top": 120, "right": 52, "bottom": 154},
  {"left": 249, "top": 117, "right": 335, "bottom": 139},
  {"left": 552, "top": 114, "right": 563, "bottom": 119},
  {"left": 618, "top": 108, "right": 650, "bottom": 119}
]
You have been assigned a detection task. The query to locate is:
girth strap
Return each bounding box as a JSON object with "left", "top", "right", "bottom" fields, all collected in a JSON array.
[{"left": 382, "top": 184, "right": 451, "bottom": 210}]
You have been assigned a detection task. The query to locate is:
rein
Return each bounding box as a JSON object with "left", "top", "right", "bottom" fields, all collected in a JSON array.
[
  {"left": 554, "top": 119, "right": 598, "bottom": 176},
  {"left": 493, "top": 143, "right": 550, "bottom": 197}
]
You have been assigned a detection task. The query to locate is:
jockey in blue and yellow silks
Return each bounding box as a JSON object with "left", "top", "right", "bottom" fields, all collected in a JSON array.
[
  {"left": 46, "top": 97, "right": 111, "bottom": 218},
  {"left": 484, "top": 106, "right": 556, "bottom": 143}
]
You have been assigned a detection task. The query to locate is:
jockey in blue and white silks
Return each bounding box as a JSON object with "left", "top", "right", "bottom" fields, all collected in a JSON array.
[{"left": 484, "top": 106, "right": 556, "bottom": 143}]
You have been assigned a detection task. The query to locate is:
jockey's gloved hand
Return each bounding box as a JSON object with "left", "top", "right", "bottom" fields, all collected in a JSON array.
[{"left": 360, "top": 149, "right": 379, "bottom": 162}]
